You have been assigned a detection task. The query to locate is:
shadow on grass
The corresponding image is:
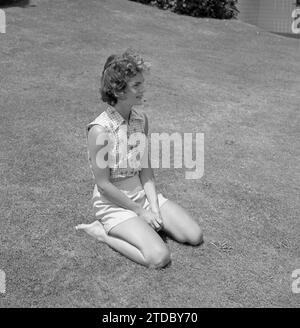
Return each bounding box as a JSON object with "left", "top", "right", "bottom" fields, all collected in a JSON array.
[
  {"left": 0, "top": 0, "right": 32, "bottom": 8},
  {"left": 271, "top": 32, "right": 300, "bottom": 39},
  {"left": 157, "top": 230, "right": 168, "bottom": 243}
]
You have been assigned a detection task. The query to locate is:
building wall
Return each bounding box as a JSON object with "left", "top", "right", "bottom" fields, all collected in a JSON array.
[
  {"left": 238, "top": 0, "right": 298, "bottom": 33},
  {"left": 237, "top": 0, "right": 260, "bottom": 26}
]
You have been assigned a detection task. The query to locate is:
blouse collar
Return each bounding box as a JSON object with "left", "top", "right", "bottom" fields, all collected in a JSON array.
[{"left": 106, "top": 105, "right": 143, "bottom": 130}]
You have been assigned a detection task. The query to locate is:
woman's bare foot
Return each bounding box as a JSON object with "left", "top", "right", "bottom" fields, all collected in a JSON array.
[{"left": 75, "top": 221, "right": 107, "bottom": 242}]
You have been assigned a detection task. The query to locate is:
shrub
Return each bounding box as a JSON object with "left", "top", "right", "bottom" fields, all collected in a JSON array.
[
  {"left": 0, "top": 0, "right": 30, "bottom": 7},
  {"left": 130, "top": 0, "right": 239, "bottom": 19}
]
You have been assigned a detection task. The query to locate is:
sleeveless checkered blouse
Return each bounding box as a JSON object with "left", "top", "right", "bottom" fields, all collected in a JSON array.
[{"left": 86, "top": 105, "right": 148, "bottom": 182}]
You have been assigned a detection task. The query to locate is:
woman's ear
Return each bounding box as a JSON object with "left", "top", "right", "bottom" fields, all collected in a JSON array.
[{"left": 115, "top": 88, "right": 127, "bottom": 101}]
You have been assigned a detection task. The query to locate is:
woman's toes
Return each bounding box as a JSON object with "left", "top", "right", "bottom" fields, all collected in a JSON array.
[
  {"left": 75, "top": 224, "right": 86, "bottom": 230},
  {"left": 75, "top": 221, "right": 106, "bottom": 241}
]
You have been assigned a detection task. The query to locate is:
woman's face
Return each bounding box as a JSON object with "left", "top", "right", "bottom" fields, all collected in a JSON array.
[{"left": 121, "top": 72, "right": 145, "bottom": 106}]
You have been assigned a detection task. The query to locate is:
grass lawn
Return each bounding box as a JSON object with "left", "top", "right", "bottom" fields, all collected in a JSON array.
[{"left": 0, "top": 0, "right": 299, "bottom": 307}]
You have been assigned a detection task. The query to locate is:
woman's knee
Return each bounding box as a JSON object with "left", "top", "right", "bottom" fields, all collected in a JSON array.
[{"left": 145, "top": 247, "right": 171, "bottom": 269}]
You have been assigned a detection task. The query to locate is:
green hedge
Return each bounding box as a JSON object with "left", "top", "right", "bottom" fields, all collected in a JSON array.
[
  {"left": 129, "top": 0, "right": 239, "bottom": 19},
  {"left": 0, "top": 0, "right": 29, "bottom": 6}
]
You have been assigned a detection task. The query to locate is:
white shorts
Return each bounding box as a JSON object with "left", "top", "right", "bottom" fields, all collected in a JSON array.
[{"left": 92, "top": 174, "right": 168, "bottom": 234}]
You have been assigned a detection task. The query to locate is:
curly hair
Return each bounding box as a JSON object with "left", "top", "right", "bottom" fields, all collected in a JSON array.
[{"left": 100, "top": 48, "right": 151, "bottom": 106}]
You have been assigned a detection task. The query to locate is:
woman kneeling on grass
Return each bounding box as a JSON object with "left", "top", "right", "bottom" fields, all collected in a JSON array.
[{"left": 76, "top": 48, "right": 203, "bottom": 269}]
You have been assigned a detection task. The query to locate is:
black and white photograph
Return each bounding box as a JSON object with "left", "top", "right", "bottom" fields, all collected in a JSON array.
[{"left": 0, "top": 0, "right": 299, "bottom": 312}]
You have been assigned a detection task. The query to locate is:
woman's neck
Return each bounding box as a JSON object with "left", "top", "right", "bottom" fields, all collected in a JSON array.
[{"left": 114, "top": 102, "right": 133, "bottom": 122}]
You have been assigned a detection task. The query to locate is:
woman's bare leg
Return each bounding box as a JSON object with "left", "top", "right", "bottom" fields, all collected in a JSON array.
[
  {"left": 75, "top": 218, "right": 171, "bottom": 268},
  {"left": 75, "top": 220, "right": 146, "bottom": 265},
  {"left": 159, "top": 200, "right": 203, "bottom": 245}
]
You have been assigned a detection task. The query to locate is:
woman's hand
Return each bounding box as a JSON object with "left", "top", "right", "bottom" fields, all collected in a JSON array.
[
  {"left": 138, "top": 208, "right": 163, "bottom": 231},
  {"left": 151, "top": 208, "right": 164, "bottom": 230}
]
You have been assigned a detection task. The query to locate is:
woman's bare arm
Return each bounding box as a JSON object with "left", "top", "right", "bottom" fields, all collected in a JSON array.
[
  {"left": 88, "top": 125, "right": 143, "bottom": 215},
  {"left": 139, "top": 114, "right": 160, "bottom": 214}
]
